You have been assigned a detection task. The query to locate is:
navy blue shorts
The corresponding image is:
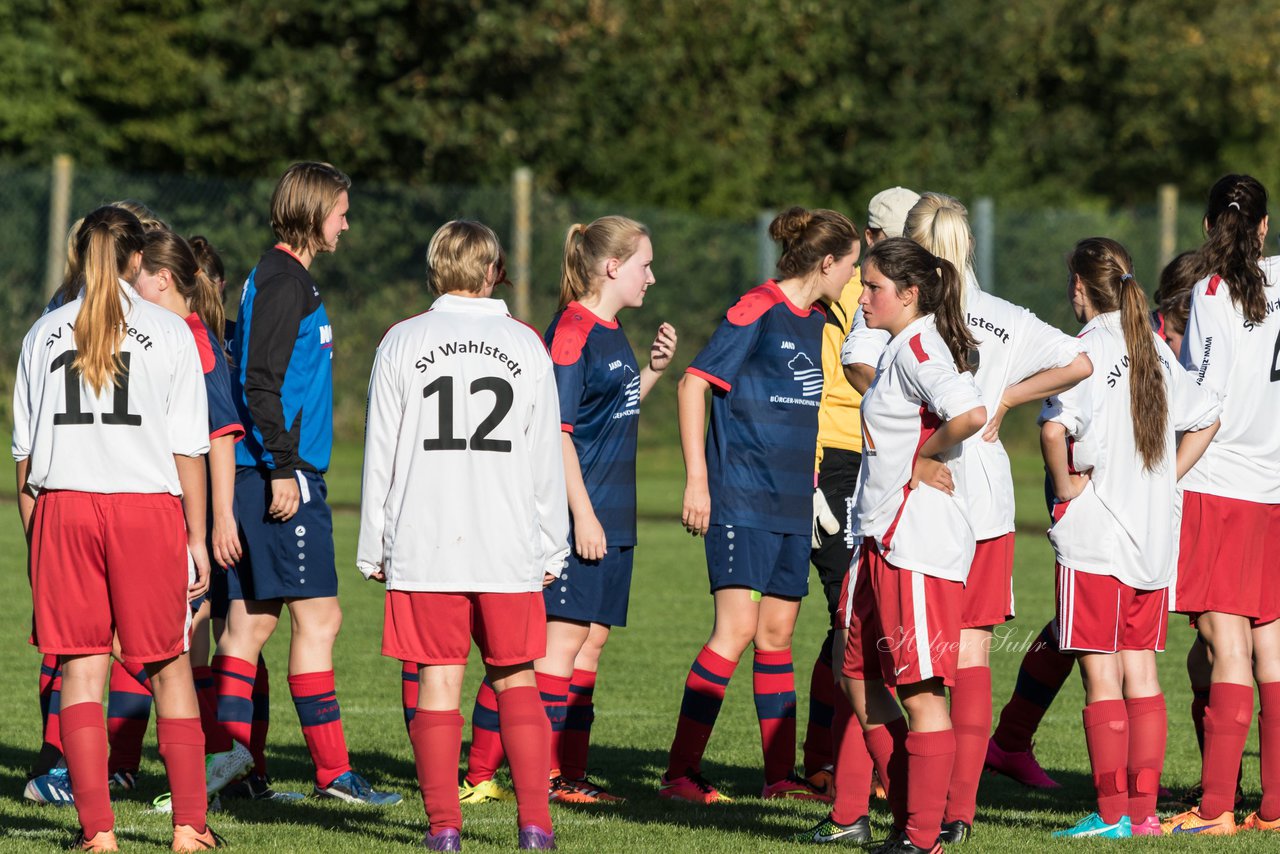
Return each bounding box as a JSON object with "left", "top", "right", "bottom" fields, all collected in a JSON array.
[
  {"left": 227, "top": 467, "right": 337, "bottom": 601},
  {"left": 544, "top": 546, "right": 635, "bottom": 627},
  {"left": 705, "top": 524, "right": 809, "bottom": 598}
]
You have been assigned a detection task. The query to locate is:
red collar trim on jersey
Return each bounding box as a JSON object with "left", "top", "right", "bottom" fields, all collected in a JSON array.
[
  {"left": 273, "top": 243, "right": 307, "bottom": 266},
  {"left": 567, "top": 300, "right": 620, "bottom": 329}
]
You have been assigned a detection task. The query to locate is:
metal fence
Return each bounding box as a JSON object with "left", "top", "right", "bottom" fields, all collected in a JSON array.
[{"left": 0, "top": 160, "right": 1209, "bottom": 439}]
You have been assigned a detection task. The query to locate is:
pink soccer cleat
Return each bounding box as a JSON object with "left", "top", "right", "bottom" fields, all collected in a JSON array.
[
  {"left": 983, "top": 738, "right": 1061, "bottom": 789},
  {"left": 1130, "top": 815, "right": 1163, "bottom": 836}
]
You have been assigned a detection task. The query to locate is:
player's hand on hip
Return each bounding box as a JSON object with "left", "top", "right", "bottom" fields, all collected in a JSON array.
[
  {"left": 543, "top": 572, "right": 556, "bottom": 588},
  {"left": 1055, "top": 471, "right": 1091, "bottom": 502},
  {"left": 649, "top": 323, "right": 678, "bottom": 372},
  {"left": 269, "top": 476, "right": 301, "bottom": 521},
  {"left": 910, "top": 456, "right": 954, "bottom": 494},
  {"left": 187, "top": 541, "right": 211, "bottom": 601},
  {"left": 211, "top": 511, "right": 241, "bottom": 569},
  {"left": 982, "top": 399, "right": 1011, "bottom": 442},
  {"left": 575, "top": 514, "right": 608, "bottom": 562},
  {"left": 682, "top": 482, "right": 711, "bottom": 537}
]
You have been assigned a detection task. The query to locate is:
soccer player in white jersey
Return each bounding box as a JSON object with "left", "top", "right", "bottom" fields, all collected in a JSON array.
[
  {"left": 843, "top": 194, "right": 1091, "bottom": 843},
  {"left": 834, "top": 237, "right": 986, "bottom": 854},
  {"left": 1163, "top": 174, "right": 1280, "bottom": 836},
  {"left": 1042, "top": 238, "right": 1220, "bottom": 839},
  {"left": 13, "top": 205, "right": 219, "bottom": 851},
  {"left": 357, "top": 220, "right": 569, "bottom": 852}
]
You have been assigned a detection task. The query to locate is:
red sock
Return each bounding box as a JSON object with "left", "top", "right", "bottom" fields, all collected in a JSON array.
[
  {"left": 803, "top": 641, "right": 837, "bottom": 776},
  {"left": 158, "top": 718, "right": 207, "bottom": 832},
  {"left": 944, "top": 666, "right": 990, "bottom": 825},
  {"left": 410, "top": 710, "right": 464, "bottom": 834},
  {"left": 288, "top": 670, "right": 351, "bottom": 788},
  {"left": 864, "top": 716, "right": 909, "bottom": 830},
  {"left": 1124, "top": 694, "right": 1166, "bottom": 822},
  {"left": 754, "top": 648, "right": 797, "bottom": 785},
  {"left": 1082, "top": 699, "right": 1129, "bottom": 825},
  {"left": 904, "top": 729, "right": 956, "bottom": 849},
  {"left": 561, "top": 668, "right": 597, "bottom": 780},
  {"left": 497, "top": 685, "right": 553, "bottom": 833},
  {"left": 106, "top": 659, "right": 152, "bottom": 773},
  {"left": 191, "top": 666, "right": 221, "bottom": 754},
  {"left": 211, "top": 654, "right": 256, "bottom": 750},
  {"left": 61, "top": 702, "right": 113, "bottom": 838},
  {"left": 400, "top": 662, "right": 419, "bottom": 731},
  {"left": 1201, "top": 682, "right": 1253, "bottom": 818},
  {"left": 992, "top": 622, "right": 1074, "bottom": 752},
  {"left": 465, "top": 677, "right": 505, "bottom": 785},
  {"left": 534, "top": 671, "right": 570, "bottom": 777},
  {"left": 830, "top": 689, "right": 873, "bottom": 825},
  {"left": 1190, "top": 682, "right": 1210, "bottom": 757},
  {"left": 250, "top": 658, "right": 270, "bottom": 777},
  {"left": 1258, "top": 682, "right": 1280, "bottom": 821},
  {"left": 667, "top": 645, "right": 738, "bottom": 778}
]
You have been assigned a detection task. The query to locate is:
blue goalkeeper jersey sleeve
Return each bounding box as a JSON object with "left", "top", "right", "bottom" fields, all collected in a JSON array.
[
  {"left": 688, "top": 281, "right": 826, "bottom": 535},
  {"left": 545, "top": 302, "right": 640, "bottom": 547}
]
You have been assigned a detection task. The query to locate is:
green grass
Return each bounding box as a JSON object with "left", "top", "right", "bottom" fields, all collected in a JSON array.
[{"left": 0, "top": 429, "right": 1272, "bottom": 851}]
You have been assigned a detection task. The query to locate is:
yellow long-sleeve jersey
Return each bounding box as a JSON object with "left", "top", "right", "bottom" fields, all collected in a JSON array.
[{"left": 815, "top": 272, "right": 864, "bottom": 469}]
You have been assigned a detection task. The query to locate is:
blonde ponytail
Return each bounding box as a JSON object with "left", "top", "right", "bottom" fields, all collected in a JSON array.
[
  {"left": 558, "top": 216, "right": 649, "bottom": 310},
  {"left": 72, "top": 206, "right": 145, "bottom": 394}
]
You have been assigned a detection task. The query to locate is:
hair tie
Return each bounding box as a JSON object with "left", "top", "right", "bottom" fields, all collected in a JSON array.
[
  {"left": 1229, "top": 201, "right": 1242, "bottom": 211},
  {"left": 1120, "top": 273, "right": 1134, "bottom": 283}
]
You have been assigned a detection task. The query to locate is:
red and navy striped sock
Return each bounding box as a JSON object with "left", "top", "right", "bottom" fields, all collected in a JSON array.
[
  {"left": 249, "top": 657, "right": 270, "bottom": 778},
  {"left": 497, "top": 685, "right": 553, "bottom": 833},
  {"left": 465, "top": 677, "right": 505, "bottom": 785},
  {"left": 410, "top": 709, "right": 464, "bottom": 834},
  {"left": 535, "top": 671, "right": 570, "bottom": 776},
  {"left": 106, "top": 659, "right": 152, "bottom": 774},
  {"left": 945, "top": 665, "right": 992, "bottom": 824},
  {"left": 289, "top": 670, "right": 351, "bottom": 788},
  {"left": 34, "top": 656, "right": 63, "bottom": 775},
  {"left": 190, "top": 665, "right": 219, "bottom": 754},
  {"left": 157, "top": 717, "right": 207, "bottom": 833},
  {"left": 666, "top": 645, "right": 738, "bottom": 779},
  {"left": 561, "top": 668, "right": 597, "bottom": 780},
  {"left": 400, "top": 662, "right": 419, "bottom": 731},
  {"left": 211, "top": 654, "right": 256, "bottom": 751},
  {"left": 802, "top": 633, "right": 837, "bottom": 776},
  {"left": 1124, "top": 694, "right": 1166, "bottom": 821},
  {"left": 992, "top": 622, "right": 1074, "bottom": 753},
  {"left": 754, "top": 648, "right": 798, "bottom": 785}
]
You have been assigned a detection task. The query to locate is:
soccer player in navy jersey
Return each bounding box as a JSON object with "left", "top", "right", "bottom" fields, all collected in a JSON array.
[{"left": 660, "top": 207, "right": 859, "bottom": 804}]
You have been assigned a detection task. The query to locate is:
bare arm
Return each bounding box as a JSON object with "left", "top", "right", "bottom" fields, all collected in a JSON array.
[
  {"left": 1176, "top": 420, "right": 1221, "bottom": 480},
  {"left": 174, "top": 454, "right": 211, "bottom": 600},
  {"left": 984, "top": 353, "right": 1094, "bottom": 441},
  {"left": 562, "top": 432, "right": 606, "bottom": 560},
  {"left": 843, "top": 363, "right": 875, "bottom": 396},
  {"left": 678, "top": 372, "right": 712, "bottom": 535},
  {"left": 15, "top": 459, "right": 34, "bottom": 547},
  {"left": 208, "top": 435, "right": 241, "bottom": 569},
  {"left": 1040, "top": 420, "right": 1089, "bottom": 501},
  {"left": 639, "top": 322, "right": 678, "bottom": 402}
]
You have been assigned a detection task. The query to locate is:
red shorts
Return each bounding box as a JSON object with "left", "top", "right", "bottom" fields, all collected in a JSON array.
[
  {"left": 1175, "top": 492, "right": 1280, "bottom": 624},
  {"left": 30, "top": 490, "right": 189, "bottom": 662},
  {"left": 961, "top": 533, "right": 1015, "bottom": 628},
  {"left": 840, "top": 542, "right": 963, "bottom": 687},
  {"left": 1056, "top": 564, "right": 1168, "bottom": 653},
  {"left": 382, "top": 590, "right": 547, "bottom": 667}
]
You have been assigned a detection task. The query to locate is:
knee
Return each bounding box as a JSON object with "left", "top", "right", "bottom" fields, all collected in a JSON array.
[
  {"left": 299, "top": 607, "right": 343, "bottom": 645},
  {"left": 754, "top": 625, "right": 795, "bottom": 651}
]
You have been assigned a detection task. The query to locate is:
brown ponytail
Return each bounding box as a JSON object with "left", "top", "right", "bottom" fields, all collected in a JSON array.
[
  {"left": 72, "top": 206, "right": 146, "bottom": 394},
  {"left": 1198, "top": 174, "right": 1268, "bottom": 324},
  {"left": 863, "top": 237, "right": 978, "bottom": 373},
  {"left": 141, "top": 231, "right": 229, "bottom": 356},
  {"left": 1069, "top": 238, "right": 1168, "bottom": 471},
  {"left": 558, "top": 216, "right": 649, "bottom": 310},
  {"left": 769, "top": 206, "right": 859, "bottom": 279}
]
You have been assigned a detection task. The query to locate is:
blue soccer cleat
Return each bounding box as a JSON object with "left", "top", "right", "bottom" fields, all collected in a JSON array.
[
  {"left": 23, "top": 765, "right": 74, "bottom": 806},
  {"left": 1053, "top": 812, "right": 1132, "bottom": 838},
  {"left": 315, "top": 770, "right": 402, "bottom": 806}
]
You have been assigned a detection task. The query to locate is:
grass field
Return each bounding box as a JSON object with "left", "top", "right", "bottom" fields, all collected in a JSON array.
[{"left": 0, "top": 413, "right": 1272, "bottom": 852}]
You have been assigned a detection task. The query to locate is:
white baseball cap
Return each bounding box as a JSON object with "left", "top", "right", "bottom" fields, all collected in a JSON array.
[{"left": 867, "top": 187, "right": 921, "bottom": 238}]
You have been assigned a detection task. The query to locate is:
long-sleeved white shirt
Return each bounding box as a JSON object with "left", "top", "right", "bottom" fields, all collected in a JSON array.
[
  {"left": 1042, "top": 312, "right": 1220, "bottom": 590},
  {"left": 356, "top": 294, "right": 570, "bottom": 591}
]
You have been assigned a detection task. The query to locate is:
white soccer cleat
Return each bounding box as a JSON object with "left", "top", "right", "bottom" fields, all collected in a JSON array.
[{"left": 205, "top": 741, "right": 254, "bottom": 796}]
